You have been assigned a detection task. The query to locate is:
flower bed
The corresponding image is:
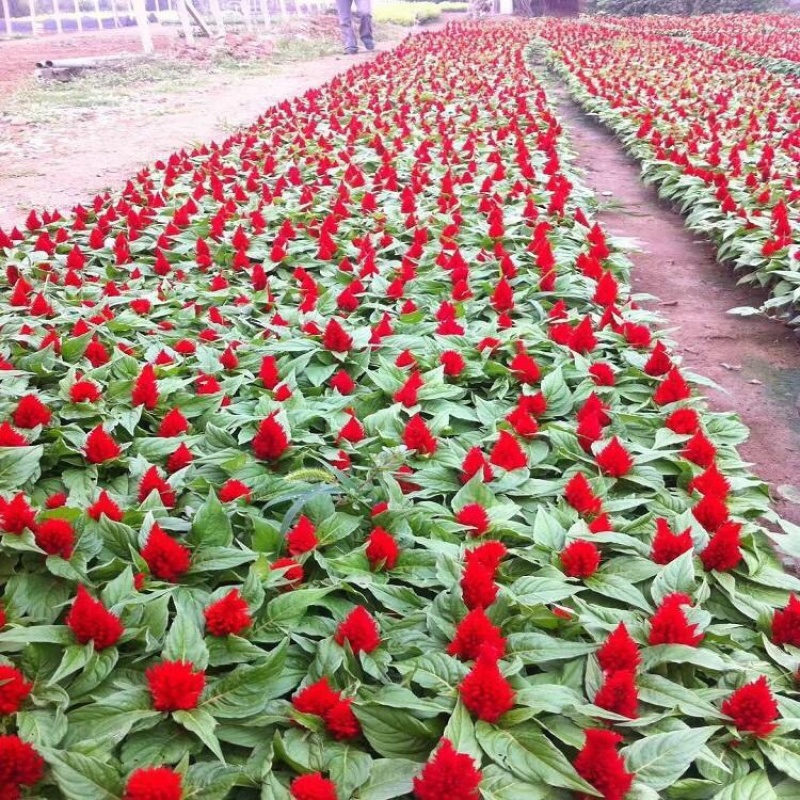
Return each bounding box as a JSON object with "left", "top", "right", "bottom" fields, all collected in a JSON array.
[
  {"left": 538, "top": 19, "right": 800, "bottom": 323},
  {"left": 1, "top": 20, "right": 800, "bottom": 800}
]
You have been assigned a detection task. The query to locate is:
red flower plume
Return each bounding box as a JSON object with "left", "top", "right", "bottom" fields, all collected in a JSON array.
[
  {"left": 253, "top": 413, "right": 290, "bottom": 461},
  {"left": 335, "top": 607, "right": 380, "bottom": 654},
  {"left": 721, "top": 676, "right": 779, "bottom": 738},
  {"left": 412, "top": 739, "right": 482, "bottom": 800},
  {"left": 458, "top": 652, "right": 515, "bottom": 723},
  {"left": 66, "top": 586, "right": 124, "bottom": 649},
  {"left": 573, "top": 729, "right": 633, "bottom": 800}
]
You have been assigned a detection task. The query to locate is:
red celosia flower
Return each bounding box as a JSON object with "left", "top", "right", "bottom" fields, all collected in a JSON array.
[
  {"left": 460, "top": 448, "right": 494, "bottom": 483},
  {"left": 271, "top": 557, "right": 304, "bottom": 589},
  {"left": 648, "top": 593, "right": 703, "bottom": 646},
  {"left": 123, "top": 766, "right": 183, "bottom": 800},
  {"left": 596, "top": 437, "right": 633, "bottom": 478},
  {"left": 394, "top": 371, "right": 424, "bottom": 407},
  {"left": 461, "top": 561, "right": 498, "bottom": 610},
  {"left": 665, "top": 408, "right": 700, "bottom": 435},
  {"left": 218, "top": 479, "right": 251, "bottom": 503},
  {"left": 293, "top": 678, "right": 340, "bottom": 717},
  {"left": 132, "top": 364, "right": 159, "bottom": 410},
  {"left": 146, "top": 659, "right": 206, "bottom": 711},
  {"left": 158, "top": 408, "right": 189, "bottom": 437},
  {"left": 403, "top": 415, "right": 437, "bottom": 455},
  {"left": 335, "top": 607, "right": 380, "bottom": 654},
  {"left": 772, "top": 595, "right": 800, "bottom": 648},
  {"left": 413, "top": 738, "right": 482, "bottom": 800},
  {"left": 594, "top": 670, "right": 638, "bottom": 718},
  {"left": 259, "top": 355, "right": 280, "bottom": 389},
  {"left": 506, "top": 404, "right": 539, "bottom": 438},
  {"left": 573, "top": 729, "right": 633, "bottom": 800},
  {"left": 561, "top": 540, "right": 601, "bottom": 579},
  {"left": 651, "top": 518, "right": 694, "bottom": 565},
  {"left": 509, "top": 352, "right": 540, "bottom": 384},
  {"left": 322, "top": 319, "right": 353, "bottom": 352},
  {"left": 688, "top": 463, "right": 730, "bottom": 499},
  {"left": 324, "top": 697, "right": 362, "bottom": 740},
  {"left": 597, "top": 623, "right": 641, "bottom": 674},
  {"left": 34, "top": 517, "right": 75, "bottom": 559},
  {"left": 12, "top": 395, "right": 51, "bottom": 429},
  {"left": 138, "top": 466, "right": 176, "bottom": 507},
  {"left": 253, "top": 414, "right": 290, "bottom": 461},
  {"left": 699, "top": 521, "right": 742, "bottom": 572},
  {"left": 366, "top": 527, "right": 400, "bottom": 570},
  {"left": 0, "top": 422, "right": 26, "bottom": 447},
  {"left": 337, "top": 411, "right": 365, "bottom": 444},
  {"left": 589, "top": 363, "right": 616, "bottom": 386},
  {"left": 329, "top": 370, "right": 356, "bottom": 394},
  {"left": 692, "top": 494, "right": 728, "bottom": 533},
  {"left": 204, "top": 589, "right": 251, "bottom": 636},
  {"left": 0, "top": 666, "right": 32, "bottom": 715},
  {"left": 653, "top": 368, "right": 691, "bottom": 405},
  {"left": 459, "top": 652, "right": 515, "bottom": 723},
  {"left": 441, "top": 350, "right": 466, "bottom": 377},
  {"left": 489, "top": 431, "right": 527, "bottom": 471},
  {"left": 141, "top": 523, "right": 191, "bottom": 582},
  {"left": 465, "top": 541, "right": 507, "bottom": 574},
  {"left": 1, "top": 493, "right": 36, "bottom": 534},
  {"left": 45, "top": 493, "right": 68, "bottom": 509},
  {"left": 166, "top": 444, "right": 193, "bottom": 473},
  {"left": 448, "top": 608, "right": 506, "bottom": 661},
  {"left": 87, "top": 489, "right": 124, "bottom": 522},
  {"left": 0, "top": 605, "right": 6, "bottom": 628},
  {"left": 70, "top": 378, "right": 101, "bottom": 403},
  {"left": 84, "top": 425, "right": 121, "bottom": 463},
  {"left": 721, "top": 677, "right": 779, "bottom": 738},
  {"left": 286, "top": 515, "right": 319, "bottom": 555},
  {"left": 456, "top": 504, "right": 490, "bottom": 537},
  {"left": 0, "top": 735, "right": 45, "bottom": 794},
  {"left": 682, "top": 431, "right": 716, "bottom": 468},
  {"left": 66, "top": 585, "right": 123, "bottom": 649},
  {"left": 643, "top": 340, "right": 672, "bottom": 377},
  {"left": 564, "top": 472, "right": 602, "bottom": 516},
  {"left": 289, "top": 773, "right": 338, "bottom": 800}
]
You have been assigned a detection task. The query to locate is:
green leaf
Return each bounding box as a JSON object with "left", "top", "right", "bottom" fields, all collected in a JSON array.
[
  {"left": 326, "top": 745, "right": 372, "bottom": 798},
  {"left": 16, "top": 708, "right": 68, "bottom": 748},
  {"left": 650, "top": 550, "right": 696, "bottom": 606},
  {"left": 506, "top": 632, "right": 596, "bottom": 664},
  {"left": 190, "top": 490, "right": 233, "bottom": 547},
  {"left": 712, "top": 772, "right": 778, "bottom": 800},
  {"left": 510, "top": 576, "right": 583, "bottom": 606},
  {"left": 355, "top": 704, "right": 442, "bottom": 761},
  {"left": 185, "top": 762, "right": 242, "bottom": 800},
  {"left": 356, "top": 758, "right": 420, "bottom": 800},
  {"left": 174, "top": 708, "right": 225, "bottom": 761},
  {"left": 479, "top": 764, "right": 558, "bottom": 800},
  {"left": 203, "top": 640, "right": 288, "bottom": 718},
  {"left": 622, "top": 727, "right": 718, "bottom": 791},
  {"left": 164, "top": 608, "right": 209, "bottom": 670},
  {"left": 475, "top": 723, "right": 596, "bottom": 794},
  {"left": 42, "top": 749, "right": 124, "bottom": 800},
  {"left": 760, "top": 738, "right": 800, "bottom": 782},
  {"left": 443, "top": 698, "right": 482, "bottom": 763},
  {"left": 0, "top": 625, "right": 73, "bottom": 645},
  {"left": 0, "top": 445, "right": 43, "bottom": 490},
  {"left": 261, "top": 588, "right": 335, "bottom": 628}
]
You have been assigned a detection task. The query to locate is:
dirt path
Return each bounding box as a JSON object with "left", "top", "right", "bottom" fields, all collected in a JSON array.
[{"left": 543, "top": 76, "right": 800, "bottom": 524}]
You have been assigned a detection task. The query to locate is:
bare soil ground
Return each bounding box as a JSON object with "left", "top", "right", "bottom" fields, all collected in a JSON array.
[{"left": 546, "top": 77, "right": 800, "bottom": 525}]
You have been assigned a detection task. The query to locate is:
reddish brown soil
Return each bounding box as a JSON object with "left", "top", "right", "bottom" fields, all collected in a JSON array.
[
  {"left": 0, "top": 26, "right": 179, "bottom": 91},
  {"left": 546, "top": 78, "right": 800, "bottom": 525}
]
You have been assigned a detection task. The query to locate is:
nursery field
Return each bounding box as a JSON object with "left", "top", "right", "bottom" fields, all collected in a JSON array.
[
  {"left": 2, "top": 17, "right": 800, "bottom": 800},
  {"left": 538, "top": 14, "right": 800, "bottom": 322}
]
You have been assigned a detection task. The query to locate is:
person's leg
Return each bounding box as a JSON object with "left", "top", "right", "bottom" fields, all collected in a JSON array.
[
  {"left": 335, "top": 0, "right": 357, "bottom": 52},
  {"left": 356, "top": 0, "right": 373, "bottom": 49}
]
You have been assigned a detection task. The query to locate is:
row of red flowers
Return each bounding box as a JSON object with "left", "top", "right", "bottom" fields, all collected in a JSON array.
[{"left": 0, "top": 19, "right": 799, "bottom": 800}]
